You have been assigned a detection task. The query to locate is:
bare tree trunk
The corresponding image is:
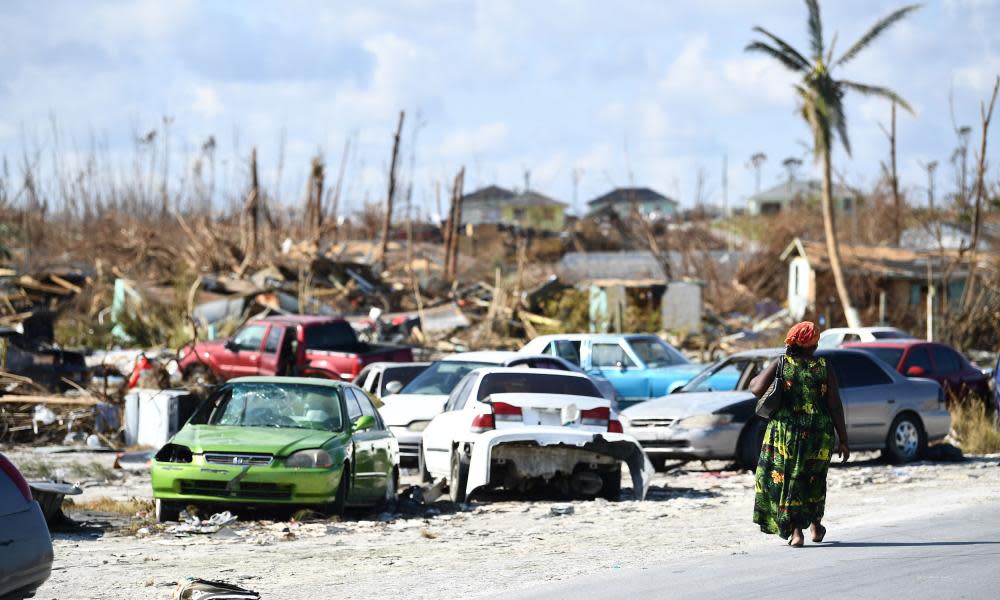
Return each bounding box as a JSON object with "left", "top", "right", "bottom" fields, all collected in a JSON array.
[
  {"left": 889, "top": 102, "right": 902, "bottom": 246},
  {"left": 446, "top": 167, "right": 465, "bottom": 283},
  {"left": 376, "top": 111, "right": 405, "bottom": 264},
  {"left": 239, "top": 147, "right": 260, "bottom": 274},
  {"left": 960, "top": 76, "right": 999, "bottom": 311},
  {"left": 329, "top": 137, "right": 350, "bottom": 244},
  {"left": 306, "top": 156, "right": 325, "bottom": 241},
  {"left": 821, "top": 146, "right": 860, "bottom": 328}
]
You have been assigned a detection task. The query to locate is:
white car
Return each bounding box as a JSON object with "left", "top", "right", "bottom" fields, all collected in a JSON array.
[
  {"left": 818, "top": 327, "right": 914, "bottom": 348},
  {"left": 419, "top": 367, "right": 653, "bottom": 502},
  {"left": 353, "top": 362, "right": 429, "bottom": 399},
  {"left": 378, "top": 351, "right": 615, "bottom": 465}
]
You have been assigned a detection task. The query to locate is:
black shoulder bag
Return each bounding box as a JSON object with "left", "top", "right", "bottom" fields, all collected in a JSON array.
[{"left": 754, "top": 355, "right": 785, "bottom": 418}]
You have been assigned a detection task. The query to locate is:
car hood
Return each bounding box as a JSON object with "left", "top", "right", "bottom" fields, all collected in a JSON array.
[
  {"left": 172, "top": 424, "right": 341, "bottom": 457},
  {"left": 378, "top": 393, "right": 449, "bottom": 426},
  {"left": 621, "top": 391, "right": 754, "bottom": 419}
]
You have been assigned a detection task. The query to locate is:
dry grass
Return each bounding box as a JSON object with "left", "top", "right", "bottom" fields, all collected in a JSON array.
[
  {"left": 65, "top": 496, "right": 155, "bottom": 515},
  {"left": 950, "top": 401, "right": 1000, "bottom": 454}
]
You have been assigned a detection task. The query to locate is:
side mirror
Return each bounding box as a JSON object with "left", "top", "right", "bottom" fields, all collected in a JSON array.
[
  {"left": 352, "top": 415, "right": 375, "bottom": 432},
  {"left": 906, "top": 366, "right": 926, "bottom": 377},
  {"left": 224, "top": 339, "right": 239, "bottom": 352},
  {"left": 616, "top": 361, "right": 627, "bottom": 372},
  {"left": 384, "top": 380, "right": 403, "bottom": 395}
]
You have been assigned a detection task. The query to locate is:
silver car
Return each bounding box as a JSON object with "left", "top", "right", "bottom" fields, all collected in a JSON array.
[
  {"left": 0, "top": 453, "right": 53, "bottom": 599},
  {"left": 621, "top": 348, "right": 950, "bottom": 468}
]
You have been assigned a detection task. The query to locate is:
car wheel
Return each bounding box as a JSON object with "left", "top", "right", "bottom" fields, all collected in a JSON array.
[
  {"left": 599, "top": 466, "right": 622, "bottom": 501},
  {"left": 418, "top": 443, "right": 433, "bottom": 483},
  {"left": 736, "top": 418, "right": 767, "bottom": 470},
  {"left": 378, "top": 467, "right": 399, "bottom": 512},
  {"left": 328, "top": 463, "right": 351, "bottom": 517},
  {"left": 449, "top": 450, "right": 470, "bottom": 504},
  {"left": 884, "top": 414, "right": 926, "bottom": 464},
  {"left": 155, "top": 499, "right": 182, "bottom": 523}
]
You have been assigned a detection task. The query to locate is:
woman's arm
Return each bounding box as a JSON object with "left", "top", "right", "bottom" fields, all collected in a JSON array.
[
  {"left": 749, "top": 358, "right": 780, "bottom": 398},
  {"left": 826, "top": 364, "right": 850, "bottom": 460}
]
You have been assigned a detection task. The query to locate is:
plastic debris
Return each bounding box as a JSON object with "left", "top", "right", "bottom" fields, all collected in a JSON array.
[
  {"left": 550, "top": 505, "right": 575, "bottom": 516},
  {"left": 171, "top": 578, "right": 259, "bottom": 600},
  {"left": 170, "top": 511, "right": 238, "bottom": 534}
]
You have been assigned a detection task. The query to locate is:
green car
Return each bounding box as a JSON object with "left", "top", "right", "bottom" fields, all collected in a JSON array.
[{"left": 151, "top": 377, "right": 399, "bottom": 522}]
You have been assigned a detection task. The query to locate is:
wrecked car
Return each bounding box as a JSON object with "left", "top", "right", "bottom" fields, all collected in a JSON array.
[
  {"left": 0, "top": 326, "right": 89, "bottom": 392},
  {"left": 151, "top": 377, "right": 398, "bottom": 522},
  {"left": 419, "top": 367, "right": 652, "bottom": 502},
  {"left": 177, "top": 316, "right": 413, "bottom": 384}
]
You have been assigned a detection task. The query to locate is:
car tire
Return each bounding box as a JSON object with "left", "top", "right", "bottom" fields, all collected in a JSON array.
[
  {"left": 155, "top": 499, "right": 182, "bottom": 523},
  {"left": 736, "top": 418, "right": 767, "bottom": 470},
  {"left": 884, "top": 413, "right": 926, "bottom": 464},
  {"left": 599, "top": 466, "right": 622, "bottom": 501},
  {"left": 418, "top": 443, "right": 433, "bottom": 483},
  {"left": 328, "top": 463, "right": 351, "bottom": 517},
  {"left": 449, "top": 450, "right": 470, "bottom": 504},
  {"left": 378, "top": 467, "right": 399, "bottom": 512}
]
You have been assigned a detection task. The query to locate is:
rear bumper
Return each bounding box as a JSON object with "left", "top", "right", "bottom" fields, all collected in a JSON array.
[
  {"left": 0, "top": 502, "right": 53, "bottom": 598},
  {"left": 625, "top": 423, "right": 742, "bottom": 460},
  {"left": 152, "top": 460, "right": 345, "bottom": 506},
  {"left": 464, "top": 427, "right": 654, "bottom": 500}
]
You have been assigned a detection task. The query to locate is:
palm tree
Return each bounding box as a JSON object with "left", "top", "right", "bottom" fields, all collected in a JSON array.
[{"left": 747, "top": 1, "right": 921, "bottom": 328}]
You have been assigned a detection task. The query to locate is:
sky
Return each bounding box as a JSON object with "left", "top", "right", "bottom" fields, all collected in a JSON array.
[{"left": 1, "top": 0, "right": 998, "bottom": 218}]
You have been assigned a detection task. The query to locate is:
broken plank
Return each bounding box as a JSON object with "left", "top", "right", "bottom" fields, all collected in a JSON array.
[
  {"left": 49, "top": 274, "right": 83, "bottom": 294},
  {"left": 0, "top": 395, "right": 100, "bottom": 406}
]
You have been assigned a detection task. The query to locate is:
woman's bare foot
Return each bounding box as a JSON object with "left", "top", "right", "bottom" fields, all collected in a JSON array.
[
  {"left": 790, "top": 528, "right": 804, "bottom": 547},
  {"left": 810, "top": 522, "right": 827, "bottom": 543}
]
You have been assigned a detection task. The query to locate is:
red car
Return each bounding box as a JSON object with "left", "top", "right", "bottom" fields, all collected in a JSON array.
[
  {"left": 842, "top": 340, "right": 990, "bottom": 401},
  {"left": 178, "top": 316, "right": 413, "bottom": 383}
]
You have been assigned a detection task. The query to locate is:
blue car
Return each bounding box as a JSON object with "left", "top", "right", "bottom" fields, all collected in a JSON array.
[{"left": 520, "top": 334, "right": 737, "bottom": 409}]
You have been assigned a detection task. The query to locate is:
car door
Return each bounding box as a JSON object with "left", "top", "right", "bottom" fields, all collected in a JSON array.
[
  {"left": 421, "top": 374, "right": 476, "bottom": 476},
  {"left": 343, "top": 388, "right": 378, "bottom": 501},
  {"left": 828, "top": 353, "right": 895, "bottom": 446},
  {"left": 929, "top": 344, "right": 964, "bottom": 399},
  {"left": 355, "top": 388, "right": 393, "bottom": 494},
  {"left": 226, "top": 324, "right": 268, "bottom": 377},
  {"left": 589, "top": 341, "right": 647, "bottom": 407},
  {"left": 257, "top": 325, "right": 285, "bottom": 376}
]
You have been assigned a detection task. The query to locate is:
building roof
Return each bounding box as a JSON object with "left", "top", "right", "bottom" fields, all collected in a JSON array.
[
  {"left": 587, "top": 187, "right": 678, "bottom": 207},
  {"left": 462, "top": 186, "right": 566, "bottom": 207},
  {"left": 749, "top": 179, "right": 854, "bottom": 205},
  {"left": 780, "top": 237, "right": 974, "bottom": 280}
]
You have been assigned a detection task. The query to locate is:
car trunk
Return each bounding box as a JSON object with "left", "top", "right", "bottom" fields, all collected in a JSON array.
[{"left": 484, "top": 393, "right": 610, "bottom": 432}]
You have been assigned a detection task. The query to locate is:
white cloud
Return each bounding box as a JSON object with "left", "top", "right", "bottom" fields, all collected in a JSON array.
[
  {"left": 191, "top": 85, "right": 223, "bottom": 117},
  {"left": 439, "top": 122, "right": 509, "bottom": 158}
]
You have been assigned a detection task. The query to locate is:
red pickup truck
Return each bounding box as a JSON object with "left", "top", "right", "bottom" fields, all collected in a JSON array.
[{"left": 178, "top": 316, "right": 413, "bottom": 382}]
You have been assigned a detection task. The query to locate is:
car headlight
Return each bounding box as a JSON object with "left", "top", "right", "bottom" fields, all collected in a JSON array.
[
  {"left": 407, "top": 420, "right": 430, "bottom": 432},
  {"left": 155, "top": 443, "right": 193, "bottom": 463},
  {"left": 675, "top": 413, "right": 734, "bottom": 428},
  {"left": 285, "top": 449, "right": 334, "bottom": 468}
]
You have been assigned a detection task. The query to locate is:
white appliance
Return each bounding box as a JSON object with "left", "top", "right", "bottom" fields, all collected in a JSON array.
[{"left": 124, "top": 389, "right": 198, "bottom": 448}]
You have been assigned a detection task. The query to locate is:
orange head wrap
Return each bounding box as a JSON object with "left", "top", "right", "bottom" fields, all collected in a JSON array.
[{"left": 785, "top": 321, "right": 820, "bottom": 348}]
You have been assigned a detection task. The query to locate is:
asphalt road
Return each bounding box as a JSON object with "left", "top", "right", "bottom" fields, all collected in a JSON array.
[{"left": 500, "top": 504, "right": 1000, "bottom": 600}]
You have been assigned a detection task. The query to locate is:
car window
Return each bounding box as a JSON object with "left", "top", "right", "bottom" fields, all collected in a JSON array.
[
  {"left": 263, "top": 326, "right": 283, "bottom": 354},
  {"left": 354, "top": 366, "right": 372, "bottom": 388},
  {"left": 828, "top": 354, "right": 893, "bottom": 388},
  {"left": 817, "top": 333, "right": 840, "bottom": 349},
  {"left": 303, "top": 321, "right": 358, "bottom": 351},
  {"left": 872, "top": 330, "right": 909, "bottom": 339},
  {"left": 352, "top": 388, "right": 384, "bottom": 430},
  {"left": 930, "top": 346, "right": 962, "bottom": 374},
  {"left": 532, "top": 358, "right": 570, "bottom": 371},
  {"left": 344, "top": 389, "right": 363, "bottom": 422},
  {"left": 381, "top": 365, "right": 427, "bottom": 395},
  {"left": 232, "top": 324, "right": 267, "bottom": 352},
  {"left": 370, "top": 372, "right": 382, "bottom": 396},
  {"left": 680, "top": 358, "right": 755, "bottom": 392},
  {"left": 628, "top": 338, "right": 687, "bottom": 367},
  {"left": 592, "top": 344, "right": 636, "bottom": 368},
  {"left": 476, "top": 372, "right": 602, "bottom": 400},
  {"left": 551, "top": 340, "right": 581, "bottom": 366},
  {"left": 445, "top": 374, "right": 476, "bottom": 411},
  {"left": 401, "top": 360, "right": 493, "bottom": 395},
  {"left": 857, "top": 348, "right": 904, "bottom": 369},
  {"left": 205, "top": 382, "right": 343, "bottom": 431},
  {"left": 841, "top": 333, "right": 862, "bottom": 343},
  {"left": 903, "top": 347, "right": 932, "bottom": 372}
]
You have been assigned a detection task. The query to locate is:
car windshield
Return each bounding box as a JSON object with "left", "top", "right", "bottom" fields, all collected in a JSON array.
[
  {"left": 856, "top": 347, "right": 905, "bottom": 369},
  {"left": 476, "top": 372, "right": 602, "bottom": 400},
  {"left": 400, "top": 361, "right": 494, "bottom": 395},
  {"left": 628, "top": 338, "right": 688, "bottom": 368},
  {"left": 679, "top": 357, "right": 766, "bottom": 392},
  {"left": 303, "top": 322, "right": 357, "bottom": 350},
  {"left": 202, "top": 382, "right": 344, "bottom": 431}
]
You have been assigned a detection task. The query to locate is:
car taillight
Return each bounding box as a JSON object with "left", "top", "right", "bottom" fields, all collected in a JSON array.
[
  {"left": 492, "top": 402, "right": 523, "bottom": 423},
  {"left": 471, "top": 413, "right": 495, "bottom": 432},
  {"left": 608, "top": 419, "right": 624, "bottom": 433},
  {"left": 581, "top": 406, "right": 610, "bottom": 426},
  {"left": 0, "top": 454, "right": 32, "bottom": 502},
  {"left": 351, "top": 361, "right": 362, "bottom": 377}
]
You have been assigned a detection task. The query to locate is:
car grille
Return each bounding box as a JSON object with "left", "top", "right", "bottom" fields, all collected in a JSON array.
[
  {"left": 204, "top": 453, "right": 274, "bottom": 467},
  {"left": 179, "top": 479, "right": 292, "bottom": 500},
  {"left": 398, "top": 442, "right": 420, "bottom": 456},
  {"left": 627, "top": 418, "right": 676, "bottom": 428}
]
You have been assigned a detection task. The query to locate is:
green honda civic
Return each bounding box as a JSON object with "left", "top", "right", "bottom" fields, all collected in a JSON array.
[{"left": 151, "top": 377, "right": 399, "bottom": 522}]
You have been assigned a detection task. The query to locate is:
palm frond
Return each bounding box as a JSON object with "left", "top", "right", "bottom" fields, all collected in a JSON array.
[
  {"left": 752, "top": 26, "right": 810, "bottom": 70},
  {"left": 828, "top": 92, "right": 851, "bottom": 156},
  {"left": 745, "top": 41, "right": 809, "bottom": 73},
  {"left": 797, "top": 84, "right": 829, "bottom": 159},
  {"left": 836, "top": 4, "right": 922, "bottom": 67},
  {"left": 805, "top": 0, "right": 824, "bottom": 60},
  {"left": 825, "top": 32, "right": 838, "bottom": 66},
  {"left": 839, "top": 80, "right": 915, "bottom": 113}
]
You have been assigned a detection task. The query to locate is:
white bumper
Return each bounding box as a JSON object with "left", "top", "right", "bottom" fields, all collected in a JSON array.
[{"left": 464, "top": 427, "right": 654, "bottom": 500}]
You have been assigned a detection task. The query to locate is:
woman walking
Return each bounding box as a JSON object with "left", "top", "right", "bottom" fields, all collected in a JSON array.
[{"left": 750, "top": 321, "right": 850, "bottom": 547}]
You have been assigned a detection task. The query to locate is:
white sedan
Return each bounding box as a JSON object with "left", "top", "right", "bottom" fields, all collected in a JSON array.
[{"left": 419, "top": 368, "right": 653, "bottom": 502}]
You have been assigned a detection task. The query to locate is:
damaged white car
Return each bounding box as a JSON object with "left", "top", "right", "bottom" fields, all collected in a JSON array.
[{"left": 419, "top": 368, "right": 653, "bottom": 502}]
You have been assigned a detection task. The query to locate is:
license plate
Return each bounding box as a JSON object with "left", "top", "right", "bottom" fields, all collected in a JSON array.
[{"left": 560, "top": 403, "right": 580, "bottom": 425}]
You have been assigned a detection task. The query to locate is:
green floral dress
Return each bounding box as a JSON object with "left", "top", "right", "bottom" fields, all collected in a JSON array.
[{"left": 752, "top": 355, "right": 835, "bottom": 539}]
